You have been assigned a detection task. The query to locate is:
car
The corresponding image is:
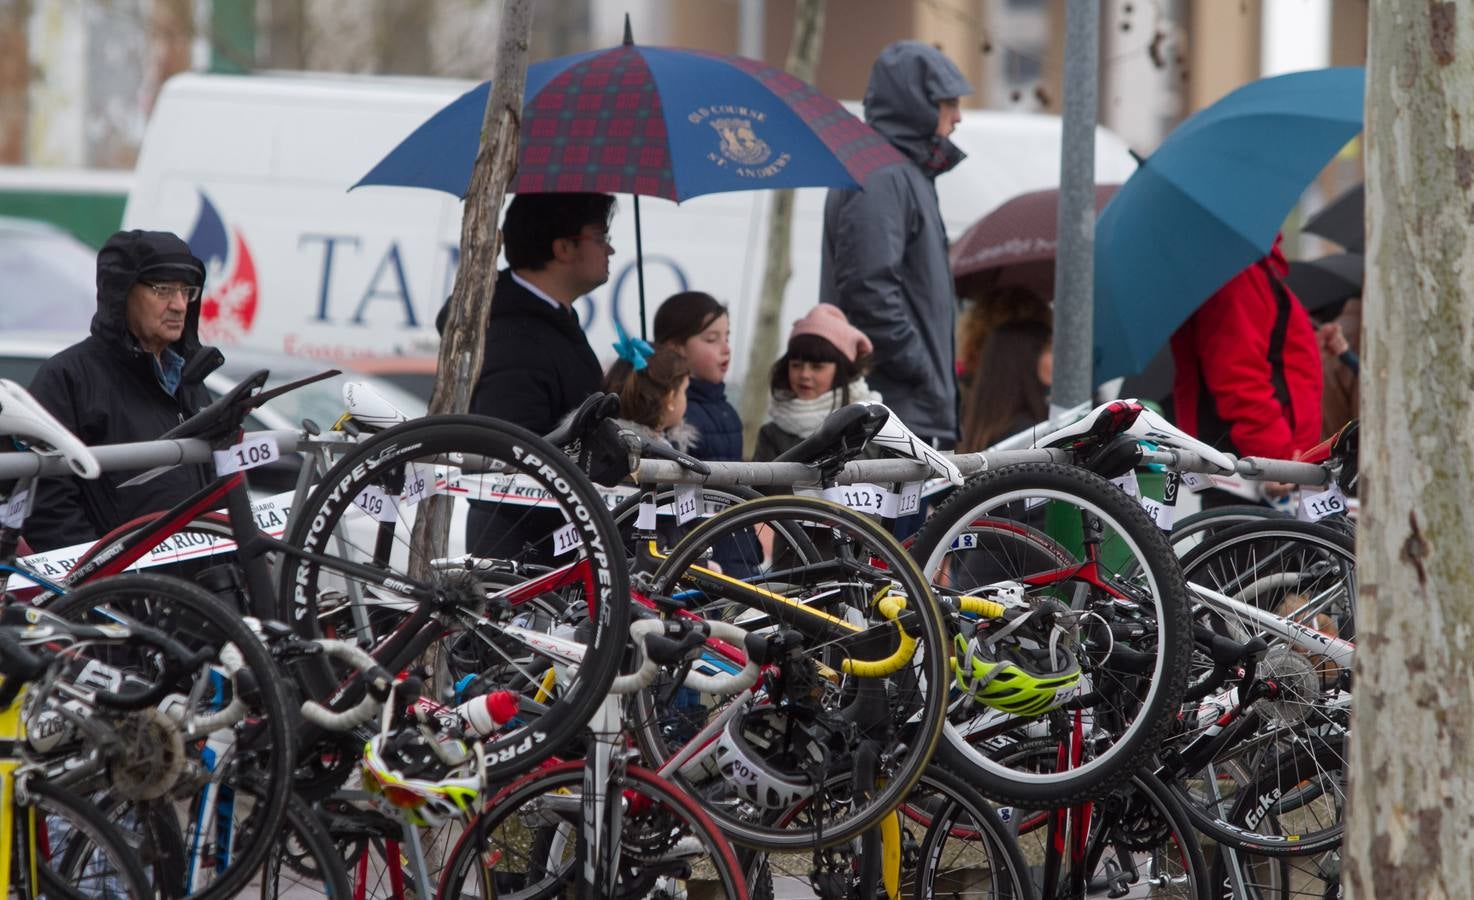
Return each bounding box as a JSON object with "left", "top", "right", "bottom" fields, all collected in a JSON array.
[
  {"left": 0, "top": 217, "right": 98, "bottom": 334},
  {"left": 340, "top": 354, "right": 439, "bottom": 403}
]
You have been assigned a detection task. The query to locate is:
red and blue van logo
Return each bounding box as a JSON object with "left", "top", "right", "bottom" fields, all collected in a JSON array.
[{"left": 186, "top": 192, "right": 258, "bottom": 343}]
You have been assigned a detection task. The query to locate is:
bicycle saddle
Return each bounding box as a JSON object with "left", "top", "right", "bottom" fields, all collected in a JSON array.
[
  {"left": 543, "top": 392, "right": 621, "bottom": 449},
  {"left": 0, "top": 379, "right": 100, "bottom": 479},
  {"left": 1035, "top": 399, "right": 1145, "bottom": 450},
  {"left": 772, "top": 404, "right": 889, "bottom": 469},
  {"left": 343, "top": 381, "right": 410, "bottom": 432},
  {"left": 1037, "top": 399, "right": 1236, "bottom": 474},
  {"left": 859, "top": 402, "right": 964, "bottom": 485}
]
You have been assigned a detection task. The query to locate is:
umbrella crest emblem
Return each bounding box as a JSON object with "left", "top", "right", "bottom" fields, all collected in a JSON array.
[
  {"left": 711, "top": 117, "right": 772, "bottom": 166},
  {"left": 689, "top": 104, "right": 791, "bottom": 179}
]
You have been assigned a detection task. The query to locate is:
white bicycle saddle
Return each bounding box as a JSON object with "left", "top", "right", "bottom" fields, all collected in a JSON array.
[
  {"left": 0, "top": 379, "right": 100, "bottom": 479},
  {"left": 343, "top": 381, "right": 410, "bottom": 430},
  {"left": 1124, "top": 407, "right": 1236, "bottom": 473},
  {"left": 859, "top": 402, "right": 964, "bottom": 486},
  {"left": 1035, "top": 399, "right": 1234, "bottom": 473}
]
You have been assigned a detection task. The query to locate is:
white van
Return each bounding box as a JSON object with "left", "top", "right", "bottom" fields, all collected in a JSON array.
[{"left": 124, "top": 72, "right": 1137, "bottom": 398}]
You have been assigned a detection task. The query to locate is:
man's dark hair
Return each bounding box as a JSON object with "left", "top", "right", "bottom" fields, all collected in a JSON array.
[{"left": 503, "top": 193, "right": 616, "bottom": 271}]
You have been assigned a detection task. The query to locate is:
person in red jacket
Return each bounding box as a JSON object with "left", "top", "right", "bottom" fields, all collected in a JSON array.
[{"left": 1171, "top": 237, "right": 1323, "bottom": 494}]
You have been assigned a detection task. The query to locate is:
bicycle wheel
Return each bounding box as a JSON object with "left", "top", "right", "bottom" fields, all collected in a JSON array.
[
  {"left": 435, "top": 760, "right": 748, "bottom": 900},
  {"left": 1167, "top": 504, "right": 1288, "bottom": 559},
  {"left": 908, "top": 462, "right": 1192, "bottom": 807},
  {"left": 1163, "top": 518, "right": 1353, "bottom": 861},
  {"left": 256, "top": 790, "right": 353, "bottom": 899},
  {"left": 632, "top": 494, "right": 952, "bottom": 850},
  {"left": 890, "top": 764, "right": 1034, "bottom": 899},
  {"left": 35, "top": 572, "right": 294, "bottom": 900},
  {"left": 995, "top": 748, "right": 1210, "bottom": 900},
  {"left": 24, "top": 779, "right": 154, "bottom": 900},
  {"left": 313, "top": 799, "right": 466, "bottom": 900},
  {"left": 1179, "top": 519, "right": 1356, "bottom": 644},
  {"left": 276, "top": 414, "right": 630, "bottom": 785},
  {"left": 610, "top": 483, "right": 782, "bottom": 581}
]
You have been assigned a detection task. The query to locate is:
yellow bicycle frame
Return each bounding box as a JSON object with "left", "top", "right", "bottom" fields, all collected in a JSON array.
[{"left": 643, "top": 541, "right": 919, "bottom": 676}]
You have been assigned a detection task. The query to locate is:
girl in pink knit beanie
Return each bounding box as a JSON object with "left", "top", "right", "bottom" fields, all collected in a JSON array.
[{"left": 753, "top": 303, "right": 882, "bottom": 461}]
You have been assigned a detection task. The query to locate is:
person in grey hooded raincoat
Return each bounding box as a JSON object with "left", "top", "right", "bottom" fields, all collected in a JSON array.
[{"left": 819, "top": 41, "right": 972, "bottom": 445}]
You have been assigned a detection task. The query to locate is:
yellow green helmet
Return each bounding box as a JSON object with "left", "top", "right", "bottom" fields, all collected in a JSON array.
[{"left": 952, "top": 631, "right": 1082, "bottom": 717}]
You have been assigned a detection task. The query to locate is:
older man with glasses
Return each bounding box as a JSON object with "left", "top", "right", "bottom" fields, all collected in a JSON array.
[{"left": 23, "top": 229, "right": 225, "bottom": 552}]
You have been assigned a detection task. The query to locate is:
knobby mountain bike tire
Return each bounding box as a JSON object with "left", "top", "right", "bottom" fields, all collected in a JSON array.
[{"left": 908, "top": 462, "right": 1192, "bottom": 808}]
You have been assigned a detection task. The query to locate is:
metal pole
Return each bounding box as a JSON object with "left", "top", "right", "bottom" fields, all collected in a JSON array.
[
  {"left": 738, "top": 0, "right": 765, "bottom": 60},
  {"left": 1051, "top": 0, "right": 1099, "bottom": 416}
]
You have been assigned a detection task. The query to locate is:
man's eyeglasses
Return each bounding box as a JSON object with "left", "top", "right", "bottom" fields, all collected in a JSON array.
[
  {"left": 140, "top": 281, "right": 202, "bottom": 303},
  {"left": 567, "top": 231, "right": 614, "bottom": 251}
]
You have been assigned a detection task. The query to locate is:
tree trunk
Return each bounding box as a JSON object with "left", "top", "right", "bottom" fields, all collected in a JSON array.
[
  {"left": 1345, "top": 2, "right": 1474, "bottom": 896},
  {"left": 408, "top": 0, "right": 534, "bottom": 584},
  {"left": 738, "top": 0, "right": 826, "bottom": 454},
  {"left": 0, "top": 0, "right": 28, "bottom": 165}
]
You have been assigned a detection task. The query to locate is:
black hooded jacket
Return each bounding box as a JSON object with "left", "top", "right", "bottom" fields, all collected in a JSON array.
[{"left": 23, "top": 230, "right": 223, "bottom": 552}]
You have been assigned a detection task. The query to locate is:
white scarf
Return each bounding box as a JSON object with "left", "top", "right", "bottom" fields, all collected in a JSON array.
[{"left": 766, "top": 378, "right": 883, "bottom": 439}]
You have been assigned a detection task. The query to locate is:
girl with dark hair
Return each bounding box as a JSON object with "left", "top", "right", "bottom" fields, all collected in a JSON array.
[
  {"left": 754, "top": 304, "right": 882, "bottom": 461},
  {"left": 653, "top": 291, "right": 743, "bottom": 461},
  {"left": 602, "top": 343, "right": 696, "bottom": 453},
  {"left": 958, "top": 320, "right": 1053, "bottom": 452}
]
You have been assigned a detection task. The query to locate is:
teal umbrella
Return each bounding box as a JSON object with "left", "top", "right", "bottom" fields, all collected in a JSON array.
[{"left": 1093, "top": 67, "right": 1364, "bottom": 383}]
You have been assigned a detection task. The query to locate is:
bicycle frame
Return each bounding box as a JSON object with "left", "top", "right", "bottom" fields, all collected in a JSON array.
[{"left": 1187, "top": 581, "right": 1354, "bottom": 672}]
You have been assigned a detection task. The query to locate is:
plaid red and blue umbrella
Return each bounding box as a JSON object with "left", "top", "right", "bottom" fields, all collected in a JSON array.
[
  {"left": 355, "top": 41, "right": 901, "bottom": 202},
  {"left": 356, "top": 28, "right": 903, "bottom": 335}
]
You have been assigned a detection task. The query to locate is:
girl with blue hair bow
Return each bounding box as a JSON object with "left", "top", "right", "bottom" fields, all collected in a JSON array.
[{"left": 601, "top": 322, "right": 697, "bottom": 453}]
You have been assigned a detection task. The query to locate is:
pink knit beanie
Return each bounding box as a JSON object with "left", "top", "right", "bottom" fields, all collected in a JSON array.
[{"left": 789, "top": 304, "right": 873, "bottom": 362}]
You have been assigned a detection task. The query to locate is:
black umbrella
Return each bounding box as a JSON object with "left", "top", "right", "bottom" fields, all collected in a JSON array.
[
  {"left": 1303, "top": 183, "right": 1363, "bottom": 251},
  {"left": 1284, "top": 252, "right": 1363, "bottom": 317}
]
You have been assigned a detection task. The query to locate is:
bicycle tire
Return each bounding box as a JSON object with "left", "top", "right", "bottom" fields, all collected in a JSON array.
[
  {"left": 903, "top": 764, "right": 1036, "bottom": 899},
  {"left": 634, "top": 494, "right": 952, "bottom": 851},
  {"left": 1178, "top": 518, "right": 1356, "bottom": 636},
  {"left": 257, "top": 789, "right": 353, "bottom": 899},
  {"left": 909, "top": 462, "right": 1192, "bottom": 807},
  {"left": 38, "top": 572, "right": 295, "bottom": 900},
  {"left": 1168, "top": 504, "right": 1289, "bottom": 557},
  {"left": 435, "top": 759, "right": 749, "bottom": 900},
  {"left": 1171, "top": 733, "right": 1346, "bottom": 858},
  {"left": 276, "top": 414, "right": 631, "bottom": 785},
  {"left": 990, "top": 749, "right": 1211, "bottom": 900},
  {"left": 27, "top": 778, "right": 155, "bottom": 900}
]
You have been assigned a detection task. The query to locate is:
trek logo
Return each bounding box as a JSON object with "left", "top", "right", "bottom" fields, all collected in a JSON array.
[{"left": 187, "top": 191, "right": 260, "bottom": 344}]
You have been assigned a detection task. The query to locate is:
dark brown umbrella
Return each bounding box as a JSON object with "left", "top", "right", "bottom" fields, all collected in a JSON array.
[{"left": 949, "top": 184, "right": 1120, "bottom": 298}]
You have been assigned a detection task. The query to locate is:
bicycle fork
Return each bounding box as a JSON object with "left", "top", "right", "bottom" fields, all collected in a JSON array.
[{"left": 578, "top": 696, "right": 630, "bottom": 900}]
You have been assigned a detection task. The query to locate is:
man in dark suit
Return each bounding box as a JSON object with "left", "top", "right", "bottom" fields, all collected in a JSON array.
[
  {"left": 455, "top": 192, "right": 616, "bottom": 559},
  {"left": 470, "top": 193, "right": 616, "bottom": 433}
]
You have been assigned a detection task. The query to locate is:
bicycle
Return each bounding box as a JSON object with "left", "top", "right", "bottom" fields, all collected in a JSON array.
[{"left": 0, "top": 606, "right": 202, "bottom": 898}]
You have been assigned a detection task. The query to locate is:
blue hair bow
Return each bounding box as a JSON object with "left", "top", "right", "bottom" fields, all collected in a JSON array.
[{"left": 612, "top": 320, "right": 655, "bottom": 371}]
